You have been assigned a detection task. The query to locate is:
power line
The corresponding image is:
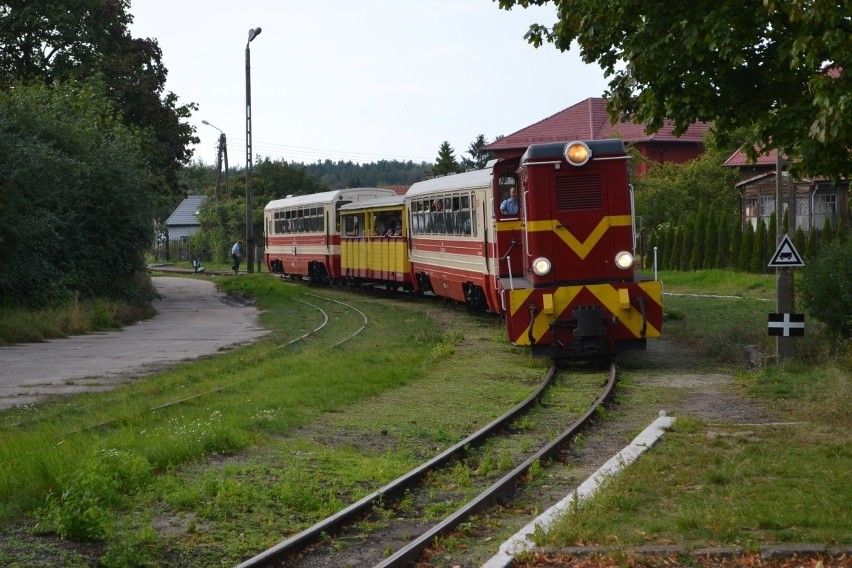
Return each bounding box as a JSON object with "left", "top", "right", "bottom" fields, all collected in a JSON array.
[{"left": 206, "top": 136, "right": 434, "bottom": 164}]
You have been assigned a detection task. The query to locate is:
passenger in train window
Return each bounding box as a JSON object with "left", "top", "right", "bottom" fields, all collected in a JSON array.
[
  {"left": 383, "top": 217, "right": 397, "bottom": 236},
  {"left": 500, "top": 187, "right": 519, "bottom": 216}
]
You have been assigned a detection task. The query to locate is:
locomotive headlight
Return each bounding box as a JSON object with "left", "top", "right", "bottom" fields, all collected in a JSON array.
[
  {"left": 614, "top": 251, "right": 634, "bottom": 270},
  {"left": 532, "top": 257, "right": 552, "bottom": 276},
  {"left": 564, "top": 141, "right": 591, "bottom": 166}
]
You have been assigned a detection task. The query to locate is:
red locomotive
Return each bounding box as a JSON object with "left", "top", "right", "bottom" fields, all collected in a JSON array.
[{"left": 265, "top": 140, "right": 662, "bottom": 358}]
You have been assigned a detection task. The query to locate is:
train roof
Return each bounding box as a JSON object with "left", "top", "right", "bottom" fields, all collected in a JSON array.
[
  {"left": 405, "top": 167, "right": 493, "bottom": 199},
  {"left": 521, "top": 139, "right": 627, "bottom": 164},
  {"left": 265, "top": 187, "right": 396, "bottom": 210},
  {"left": 338, "top": 195, "right": 405, "bottom": 211}
]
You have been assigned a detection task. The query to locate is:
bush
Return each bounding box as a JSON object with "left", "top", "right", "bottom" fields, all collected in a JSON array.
[
  {"left": 799, "top": 239, "right": 852, "bottom": 338},
  {"left": 33, "top": 449, "right": 153, "bottom": 541}
]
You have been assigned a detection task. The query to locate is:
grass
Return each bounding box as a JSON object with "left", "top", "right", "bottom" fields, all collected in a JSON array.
[
  {"left": 1, "top": 269, "right": 850, "bottom": 566},
  {"left": 0, "top": 297, "right": 154, "bottom": 346},
  {"left": 0, "top": 273, "right": 549, "bottom": 566},
  {"left": 541, "top": 362, "right": 851, "bottom": 549},
  {"left": 536, "top": 270, "right": 852, "bottom": 552}
]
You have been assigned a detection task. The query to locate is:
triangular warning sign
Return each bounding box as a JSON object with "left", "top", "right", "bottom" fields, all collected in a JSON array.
[{"left": 768, "top": 234, "right": 805, "bottom": 268}]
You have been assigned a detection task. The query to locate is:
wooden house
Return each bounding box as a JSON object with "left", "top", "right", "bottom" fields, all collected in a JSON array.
[{"left": 723, "top": 148, "right": 849, "bottom": 234}]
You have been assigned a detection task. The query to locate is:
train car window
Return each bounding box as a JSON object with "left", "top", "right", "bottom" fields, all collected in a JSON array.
[
  {"left": 470, "top": 195, "right": 478, "bottom": 237},
  {"left": 410, "top": 202, "right": 419, "bottom": 234},
  {"left": 343, "top": 214, "right": 363, "bottom": 237},
  {"left": 421, "top": 200, "right": 429, "bottom": 234},
  {"left": 459, "top": 195, "right": 472, "bottom": 236},
  {"left": 336, "top": 201, "right": 352, "bottom": 233}
]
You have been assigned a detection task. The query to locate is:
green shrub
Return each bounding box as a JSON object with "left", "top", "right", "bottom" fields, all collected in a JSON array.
[
  {"left": 800, "top": 240, "right": 852, "bottom": 338},
  {"left": 33, "top": 449, "right": 153, "bottom": 541}
]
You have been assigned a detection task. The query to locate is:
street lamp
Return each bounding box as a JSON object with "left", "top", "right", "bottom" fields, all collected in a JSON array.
[
  {"left": 201, "top": 120, "right": 230, "bottom": 200},
  {"left": 245, "top": 26, "right": 262, "bottom": 273}
]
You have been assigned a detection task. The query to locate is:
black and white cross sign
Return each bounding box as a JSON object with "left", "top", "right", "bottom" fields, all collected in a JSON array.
[{"left": 768, "top": 313, "right": 805, "bottom": 336}]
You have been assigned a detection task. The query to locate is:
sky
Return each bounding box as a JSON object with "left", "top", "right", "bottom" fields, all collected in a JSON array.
[{"left": 128, "top": 0, "right": 611, "bottom": 167}]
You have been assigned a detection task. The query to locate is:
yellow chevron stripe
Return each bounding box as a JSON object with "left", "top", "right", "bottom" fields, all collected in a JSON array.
[
  {"left": 526, "top": 215, "right": 632, "bottom": 259},
  {"left": 585, "top": 283, "right": 661, "bottom": 338},
  {"left": 510, "top": 282, "right": 661, "bottom": 344},
  {"left": 510, "top": 286, "right": 584, "bottom": 345}
]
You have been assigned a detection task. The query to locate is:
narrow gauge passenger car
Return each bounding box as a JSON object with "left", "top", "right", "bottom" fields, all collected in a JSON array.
[
  {"left": 338, "top": 195, "right": 412, "bottom": 291},
  {"left": 264, "top": 187, "right": 396, "bottom": 281}
]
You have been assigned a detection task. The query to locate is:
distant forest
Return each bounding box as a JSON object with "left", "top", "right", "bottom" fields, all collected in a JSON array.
[
  {"left": 303, "top": 159, "right": 433, "bottom": 188},
  {"left": 179, "top": 135, "right": 495, "bottom": 200},
  {"left": 179, "top": 158, "right": 434, "bottom": 200}
]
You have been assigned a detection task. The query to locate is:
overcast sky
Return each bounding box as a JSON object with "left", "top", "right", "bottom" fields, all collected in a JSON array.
[{"left": 128, "top": 0, "right": 610, "bottom": 167}]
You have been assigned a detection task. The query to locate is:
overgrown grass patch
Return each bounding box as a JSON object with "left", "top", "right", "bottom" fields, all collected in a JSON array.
[
  {"left": 0, "top": 276, "right": 438, "bottom": 524},
  {"left": 0, "top": 297, "right": 153, "bottom": 346},
  {"left": 542, "top": 360, "right": 851, "bottom": 549}
]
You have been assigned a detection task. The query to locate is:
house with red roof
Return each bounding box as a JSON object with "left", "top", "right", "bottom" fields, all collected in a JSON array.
[
  {"left": 723, "top": 148, "right": 849, "bottom": 234},
  {"left": 482, "top": 97, "right": 711, "bottom": 177}
]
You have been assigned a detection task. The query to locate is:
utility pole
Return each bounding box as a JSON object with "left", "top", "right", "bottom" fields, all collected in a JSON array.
[
  {"left": 245, "top": 26, "right": 262, "bottom": 274},
  {"left": 775, "top": 150, "right": 795, "bottom": 362},
  {"left": 202, "top": 120, "right": 230, "bottom": 201}
]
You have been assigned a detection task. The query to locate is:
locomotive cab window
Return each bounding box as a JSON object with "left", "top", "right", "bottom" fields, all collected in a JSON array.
[{"left": 498, "top": 173, "right": 519, "bottom": 217}]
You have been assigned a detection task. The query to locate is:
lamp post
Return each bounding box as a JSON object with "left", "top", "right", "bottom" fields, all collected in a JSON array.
[
  {"left": 201, "top": 120, "right": 230, "bottom": 200},
  {"left": 245, "top": 26, "right": 262, "bottom": 273}
]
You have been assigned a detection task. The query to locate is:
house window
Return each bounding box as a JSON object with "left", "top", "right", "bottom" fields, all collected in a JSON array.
[
  {"left": 744, "top": 197, "right": 758, "bottom": 229},
  {"left": 813, "top": 194, "right": 837, "bottom": 230},
  {"left": 795, "top": 197, "right": 810, "bottom": 232},
  {"left": 758, "top": 196, "right": 774, "bottom": 227}
]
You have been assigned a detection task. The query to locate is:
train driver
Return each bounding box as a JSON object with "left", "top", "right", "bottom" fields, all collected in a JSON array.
[{"left": 500, "top": 187, "right": 519, "bottom": 216}]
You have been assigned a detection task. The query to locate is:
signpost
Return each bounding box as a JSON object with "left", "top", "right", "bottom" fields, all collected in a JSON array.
[
  {"left": 768, "top": 313, "right": 805, "bottom": 337},
  {"left": 767, "top": 234, "right": 805, "bottom": 268},
  {"left": 773, "top": 153, "right": 800, "bottom": 362}
]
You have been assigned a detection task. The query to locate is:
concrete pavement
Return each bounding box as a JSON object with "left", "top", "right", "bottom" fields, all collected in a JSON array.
[{"left": 0, "top": 277, "right": 269, "bottom": 411}]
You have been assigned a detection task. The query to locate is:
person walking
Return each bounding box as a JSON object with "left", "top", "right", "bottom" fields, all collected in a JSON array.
[{"left": 231, "top": 240, "right": 243, "bottom": 274}]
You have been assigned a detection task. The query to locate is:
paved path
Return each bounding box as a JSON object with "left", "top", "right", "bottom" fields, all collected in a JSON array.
[{"left": 0, "top": 277, "right": 268, "bottom": 411}]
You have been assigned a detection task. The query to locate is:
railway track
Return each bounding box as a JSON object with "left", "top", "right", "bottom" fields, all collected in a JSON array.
[{"left": 236, "top": 360, "right": 617, "bottom": 568}]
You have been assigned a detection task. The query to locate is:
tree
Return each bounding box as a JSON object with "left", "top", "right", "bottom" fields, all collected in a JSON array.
[
  {"left": 633, "top": 144, "right": 738, "bottom": 230},
  {"left": 715, "top": 214, "right": 730, "bottom": 269},
  {"left": 739, "top": 223, "right": 755, "bottom": 271},
  {"left": 0, "top": 0, "right": 198, "bottom": 198},
  {"left": 729, "top": 220, "right": 742, "bottom": 270},
  {"left": 433, "top": 141, "right": 462, "bottom": 176},
  {"left": 752, "top": 219, "right": 768, "bottom": 273},
  {"left": 680, "top": 219, "right": 693, "bottom": 271},
  {"left": 0, "top": 81, "right": 152, "bottom": 305},
  {"left": 498, "top": 0, "right": 851, "bottom": 179},
  {"left": 703, "top": 207, "right": 717, "bottom": 270},
  {"left": 800, "top": 240, "right": 852, "bottom": 338},
  {"left": 461, "top": 134, "right": 495, "bottom": 170},
  {"left": 689, "top": 204, "right": 705, "bottom": 270}
]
